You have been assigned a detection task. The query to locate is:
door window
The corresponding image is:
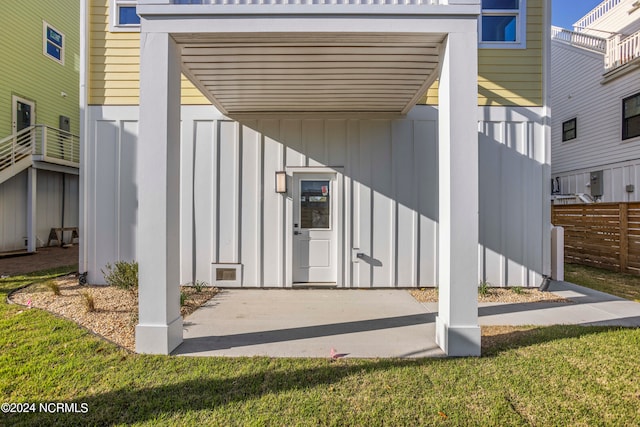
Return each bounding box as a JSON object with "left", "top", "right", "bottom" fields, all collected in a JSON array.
[
  {"left": 16, "top": 102, "right": 32, "bottom": 132},
  {"left": 300, "top": 180, "right": 330, "bottom": 229}
]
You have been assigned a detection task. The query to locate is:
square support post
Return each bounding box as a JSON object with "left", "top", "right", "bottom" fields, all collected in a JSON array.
[
  {"left": 27, "top": 167, "right": 37, "bottom": 253},
  {"left": 135, "top": 31, "right": 183, "bottom": 354},
  {"left": 436, "top": 29, "right": 481, "bottom": 356}
]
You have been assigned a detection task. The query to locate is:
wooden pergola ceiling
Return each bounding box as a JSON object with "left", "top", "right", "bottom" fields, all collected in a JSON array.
[{"left": 174, "top": 32, "right": 446, "bottom": 114}]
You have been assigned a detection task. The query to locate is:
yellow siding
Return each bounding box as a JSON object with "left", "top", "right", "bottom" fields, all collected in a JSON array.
[
  {"left": 90, "top": 0, "right": 543, "bottom": 107},
  {"left": 88, "top": 0, "right": 209, "bottom": 105},
  {"left": 423, "top": 0, "right": 544, "bottom": 107}
]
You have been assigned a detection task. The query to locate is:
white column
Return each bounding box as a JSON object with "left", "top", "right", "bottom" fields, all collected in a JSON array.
[
  {"left": 135, "top": 31, "right": 183, "bottom": 354},
  {"left": 27, "top": 167, "right": 37, "bottom": 253},
  {"left": 436, "top": 30, "right": 481, "bottom": 356}
]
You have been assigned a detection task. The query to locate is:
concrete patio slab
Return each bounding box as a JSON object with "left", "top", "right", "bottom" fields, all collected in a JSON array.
[
  {"left": 420, "top": 281, "right": 640, "bottom": 327},
  {"left": 174, "top": 289, "right": 443, "bottom": 358},
  {"left": 173, "top": 281, "right": 640, "bottom": 358}
]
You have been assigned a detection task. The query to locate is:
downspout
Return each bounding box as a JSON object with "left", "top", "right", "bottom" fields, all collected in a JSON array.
[
  {"left": 79, "top": 0, "right": 89, "bottom": 274},
  {"left": 61, "top": 173, "right": 66, "bottom": 232},
  {"left": 541, "top": 0, "right": 553, "bottom": 285}
]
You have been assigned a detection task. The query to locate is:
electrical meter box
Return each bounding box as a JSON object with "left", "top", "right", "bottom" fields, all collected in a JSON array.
[
  {"left": 590, "top": 170, "right": 603, "bottom": 198},
  {"left": 59, "top": 115, "right": 70, "bottom": 132}
]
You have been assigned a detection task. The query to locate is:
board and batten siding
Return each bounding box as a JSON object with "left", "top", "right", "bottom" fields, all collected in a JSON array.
[
  {"left": 89, "top": 0, "right": 543, "bottom": 108},
  {"left": 0, "top": 170, "right": 79, "bottom": 252},
  {"left": 551, "top": 39, "right": 640, "bottom": 201},
  {"left": 83, "top": 104, "right": 548, "bottom": 288},
  {"left": 89, "top": 0, "right": 209, "bottom": 105},
  {"left": 0, "top": 0, "right": 80, "bottom": 137},
  {"left": 423, "top": 0, "right": 544, "bottom": 107}
]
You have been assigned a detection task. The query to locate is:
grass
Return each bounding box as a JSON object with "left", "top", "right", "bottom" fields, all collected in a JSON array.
[
  {"left": 1, "top": 268, "right": 640, "bottom": 426},
  {"left": 565, "top": 263, "right": 640, "bottom": 302}
]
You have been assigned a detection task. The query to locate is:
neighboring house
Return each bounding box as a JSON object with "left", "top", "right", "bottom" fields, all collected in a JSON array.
[
  {"left": 551, "top": 0, "right": 640, "bottom": 202},
  {"left": 0, "top": 1, "right": 80, "bottom": 253},
  {"left": 81, "top": 0, "right": 551, "bottom": 356}
]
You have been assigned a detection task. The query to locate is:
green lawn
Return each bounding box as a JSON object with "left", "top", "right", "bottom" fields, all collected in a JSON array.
[
  {"left": 565, "top": 263, "right": 640, "bottom": 302},
  {"left": 1, "top": 269, "right": 640, "bottom": 426}
]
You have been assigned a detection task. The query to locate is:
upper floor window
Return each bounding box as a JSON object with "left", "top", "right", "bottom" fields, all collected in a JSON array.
[
  {"left": 43, "top": 22, "right": 64, "bottom": 65},
  {"left": 623, "top": 93, "right": 640, "bottom": 141},
  {"left": 479, "top": 0, "right": 526, "bottom": 49},
  {"left": 562, "top": 118, "right": 577, "bottom": 142},
  {"left": 111, "top": 0, "right": 140, "bottom": 32}
]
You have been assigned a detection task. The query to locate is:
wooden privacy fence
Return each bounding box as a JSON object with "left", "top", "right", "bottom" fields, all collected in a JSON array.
[{"left": 552, "top": 202, "right": 640, "bottom": 274}]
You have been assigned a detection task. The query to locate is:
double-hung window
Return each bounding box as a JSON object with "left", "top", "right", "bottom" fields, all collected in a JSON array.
[
  {"left": 623, "top": 93, "right": 640, "bottom": 141},
  {"left": 562, "top": 118, "right": 577, "bottom": 142},
  {"left": 111, "top": 0, "right": 140, "bottom": 32},
  {"left": 43, "top": 22, "right": 64, "bottom": 65},
  {"left": 479, "top": 0, "right": 526, "bottom": 49}
]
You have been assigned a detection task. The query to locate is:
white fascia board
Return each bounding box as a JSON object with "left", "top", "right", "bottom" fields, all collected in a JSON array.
[
  {"left": 138, "top": 4, "right": 480, "bottom": 17},
  {"left": 141, "top": 15, "right": 479, "bottom": 34}
]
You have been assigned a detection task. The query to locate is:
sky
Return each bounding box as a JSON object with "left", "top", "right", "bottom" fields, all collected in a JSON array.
[{"left": 552, "top": 0, "right": 605, "bottom": 29}]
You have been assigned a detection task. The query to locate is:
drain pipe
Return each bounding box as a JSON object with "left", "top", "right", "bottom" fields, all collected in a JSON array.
[{"left": 539, "top": 275, "right": 552, "bottom": 292}]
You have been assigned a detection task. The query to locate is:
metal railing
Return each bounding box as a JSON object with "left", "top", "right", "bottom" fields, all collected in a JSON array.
[
  {"left": 0, "top": 125, "right": 79, "bottom": 177},
  {"left": 572, "top": 0, "right": 622, "bottom": 32},
  {"left": 0, "top": 126, "right": 34, "bottom": 172},
  {"left": 551, "top": 26, "right": 606, "bottom": 52},
  {"left": 605, "top": 30, "right": 640, "bottom": 70}
]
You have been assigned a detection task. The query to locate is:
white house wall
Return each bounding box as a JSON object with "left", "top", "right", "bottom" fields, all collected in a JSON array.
[
  {"left": 579, "top": 0, "right": 640, "bottom": 36},
  {"left": 0, "top": 169, "right": 78, "bottom": 252},
  {"left": 83, "top": 105, "right": 548, "bottom": 287},
  {"left": 551, "top": 39, "right": 640, "bottom": 201}
]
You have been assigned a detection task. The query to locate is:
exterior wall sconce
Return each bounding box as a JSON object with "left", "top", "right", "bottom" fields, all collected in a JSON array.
[{"left": 275, "top": 171, "right": 287, "bottom": 193}]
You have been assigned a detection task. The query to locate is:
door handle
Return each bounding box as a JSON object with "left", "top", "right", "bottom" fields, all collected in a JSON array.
[{"left": 294, "top": 231, "right": 300, "bottom": 235}]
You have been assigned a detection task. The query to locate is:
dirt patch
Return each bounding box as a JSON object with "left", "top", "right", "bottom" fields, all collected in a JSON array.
[
  {"left": 0, "top": 246, "right": 78, "bottom": 277},
  {"left": 410, "top": 287, "right": 571, "bottom": 304},
  {"left": 10, "top": 275, "right": 218, "bottom": 352}
]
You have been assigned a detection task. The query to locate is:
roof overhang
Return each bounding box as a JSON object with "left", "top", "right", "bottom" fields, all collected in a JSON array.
[{"left": 137, "top": 1, "right": 480, "bottom": 116}]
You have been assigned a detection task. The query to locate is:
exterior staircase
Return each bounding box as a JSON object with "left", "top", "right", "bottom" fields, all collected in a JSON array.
[{"left": 0, "top": 125, "right": 79, "bottom": 185}]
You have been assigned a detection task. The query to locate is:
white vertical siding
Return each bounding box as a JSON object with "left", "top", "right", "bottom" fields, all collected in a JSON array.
[
  {"left": 0, "top": 169, "right": 79, "bottom": 252},
  {"left": 84, "top": 104, "right": 548, "bottom": 287},
  {"left": 0, "top": 172, "right": 28, "bottom": 251},
  {"left": 478, "top": 108, "right": 547, "bottom": 287}
]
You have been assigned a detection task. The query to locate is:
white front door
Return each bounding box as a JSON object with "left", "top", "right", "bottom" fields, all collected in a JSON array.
[{"left": 292, "top": 173, "right": 337, "bottom": 283}]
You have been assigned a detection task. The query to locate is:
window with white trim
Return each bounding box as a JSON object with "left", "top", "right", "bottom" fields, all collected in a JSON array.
[
  {"left": 111, "top": 0, "right": 140, "bottom": 32},
  {"left": 479, "top": 0, "right": 527, "bottom": 49},
  {"left": 623, "top": 93, "right": 640, "bottom": 141},
  {"left": 43, "top": 22, "right": 64, "bottom": 65},
  {"left": 562, "top": 118, "right": 577, "bottom": 142}
]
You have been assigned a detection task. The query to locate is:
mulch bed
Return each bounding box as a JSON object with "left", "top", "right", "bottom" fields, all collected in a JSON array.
[{"left": 10, "top": 275, "right": 218, "bottom": 352}]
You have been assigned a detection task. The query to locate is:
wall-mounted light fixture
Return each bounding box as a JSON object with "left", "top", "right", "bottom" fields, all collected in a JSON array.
[{"left": 275, "top": 171, "right": 287, "bottom": 193}]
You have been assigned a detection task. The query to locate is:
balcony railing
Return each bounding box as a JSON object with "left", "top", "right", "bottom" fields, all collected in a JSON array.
[
  {"left": 573, "top": 0, "right": 622, "bottom": 31},
  {"left": 605, "top": 30, "right": 640, "bottom": 70},
  {"left": 0, "top": 125, "right": 79, "bottom": 176},
  {"left": 551, "top": 26, "right": 606, "bottom": 52}
]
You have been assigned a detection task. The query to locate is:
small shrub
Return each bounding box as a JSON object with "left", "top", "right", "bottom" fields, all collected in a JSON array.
[
  {"left": 102, "top": 261, "right": 138, "bottom": 293},
  {"left": 44, "top": 281, "right": 61, "bottom": 296},
  {"left": 511, "top": 286, "right": 523, "bottom": 295},
  {"left": 188, "top": 280, "right": 208, "bottom": 292},
  {"left": 478, "top": 281, "right": 490, "bottom": 297},
  {"left": 81, "top": 291, "right": 95, "bottom": 313},
  {"left": 180, "top": 291, "right": 187, "bottom": 306}
]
